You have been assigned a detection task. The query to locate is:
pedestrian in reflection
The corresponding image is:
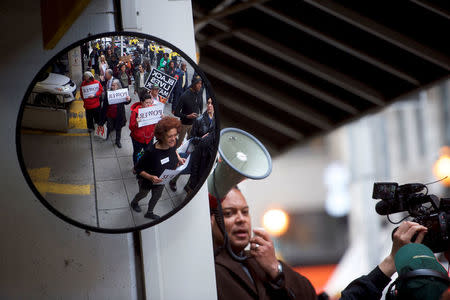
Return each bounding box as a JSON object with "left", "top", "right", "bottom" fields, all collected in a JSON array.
[
  {"left": 133, "top": 50, "right": 142, "bottom": 74},
  {"left": 129, "top": 89, "right": 157, "bottom": 166},
  {"left": 165, "top": 60, "right": 176, "bottom": 76},
  {"left": 172, "top": 61, "right": 188, "bottom": 114},
  {"left": 142, "top": 58, "right": 152, "bottom": 73},
  {"left": 88, "top": 48, "right": 99, "bottom": 76},
  {"left": 118, "top": 62, "right": 132, "bottom": 91},
  {"left": 171, "top": 97, "right": 216, "bottom": 193},
  {"left": 174, "top": 75, "right": 203, "bottom": 148},
  {"left": 105, "top": 48, "right": 116, "bottom": 68},
  {"left": 156, "top": 45, "right": 165, "bottom": 68},
  {"left": 158, "top": 53, "right": 170, "bottom": 71},
  {"left": 99, "top": 55, "right": 108, "bottom": 82},
  {"left": 101, "top": 68, "right": 115, "bottom": 92},
  {"left": 134, "top": 64, "right": 149, "bottom": 96},
  {"left": 80, "top": 71, "right": 103, "bottom": 132},
  {"left": 99, "top": 78, "right": 131, "bottom": 148},
  {"left": 130, "top": 116, "right": 186, "bottom": 220}
]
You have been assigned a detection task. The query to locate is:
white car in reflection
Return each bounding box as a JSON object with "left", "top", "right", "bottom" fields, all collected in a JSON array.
[{"left": 28, "top": 72, "right": 77, "bottom": 107}]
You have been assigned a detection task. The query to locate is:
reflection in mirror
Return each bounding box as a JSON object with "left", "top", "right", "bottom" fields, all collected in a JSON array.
[{"left": 19, "top": 33, "right": 218, "bottom": 233}]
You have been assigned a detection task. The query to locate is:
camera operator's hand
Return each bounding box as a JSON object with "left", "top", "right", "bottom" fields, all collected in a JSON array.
[
  {"left": 249, "top": 228, "right": 280, "bottom": 280},
  {"left": 379, "top": 221, "right": 428, "bottom": 277}
]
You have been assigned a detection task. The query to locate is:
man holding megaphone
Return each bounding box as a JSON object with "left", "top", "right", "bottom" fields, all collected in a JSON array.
[
  {"left": 210, "top": 187, "right": 317, "bottom": 300},
  {"left": 208, "top": 128, "right": 317, "bottom": 300}
]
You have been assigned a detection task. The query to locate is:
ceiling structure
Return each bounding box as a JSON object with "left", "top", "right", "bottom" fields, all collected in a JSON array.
[{"left": 192, "top": 0, "right": 450, "bottom": 156}]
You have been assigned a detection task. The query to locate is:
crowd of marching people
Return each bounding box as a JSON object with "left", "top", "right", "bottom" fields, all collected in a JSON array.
[{"left": 79, "top": 37, "right": 216, "bottom": 220}]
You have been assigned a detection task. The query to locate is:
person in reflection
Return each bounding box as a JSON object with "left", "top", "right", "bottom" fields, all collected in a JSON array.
[
  {"left": 210, "top": 187, "right": 317, "bottom": 300},
  {"left": 171, "top": 61, "right": 188, "bottom": 114},
  {"left": 130, "top": 116, "right": 186, "bottom": 220},
  {"left": 169, "top": 97, "right": 216, "bottom": 193},
  {"left": 117, "top": 62, "right": 132, "bottom": 91},
  {"left": 99, "top": 55, "right": 108, "bottom": 82},
  {"left": 80, "top": 71, "right": 103, "bottom": 132},
  {"left": 99, "top": 78, "right": 131, "bottom": 148},
  {"left": 129, "top": 89, "right": 157, "bottom": 166},
  {"left": 174, "top": 75, "right": 203, "bottom": 148},
  {"left": 134, "top": 64, "right": 149, "bottom": 96},
  {"left": 158, "top": 52, "right": 170, "bottom": 71}
]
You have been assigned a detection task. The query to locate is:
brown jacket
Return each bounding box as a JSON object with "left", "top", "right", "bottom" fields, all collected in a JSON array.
[{"left": 214, "top": 249, "right": 317, "bottom": 300}]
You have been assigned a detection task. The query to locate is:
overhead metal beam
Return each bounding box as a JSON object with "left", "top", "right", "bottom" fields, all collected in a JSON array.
[
  {"left": 233, "top": 29, "right": 386, "bottom": 106},
  {"left": 254, "top": 4, "right": 421, "bottom": 86},
  {"left": 304, "top": 0, "right": 450, "bottom": 71},
  {"left": 217, "top": 92, "right": 304, "bottom": 141},
  {"left": 200, "top": 58, "right": 333, "bottom": 131},
  {"left": 410, "top": 0, "right": 450, "bottom": 20},
  {"left": 205, "top": 38, "right": 359, "bottom": 115},
  {"left": 196, "top": 5, "right": 385, "bottom": 105},
  {"left": 220, "top": 116, "right": 281, "bottom": 156},
  {"left": 194, "top": 0, "right": 270, "bottom": 32},
  {"left": 194, "top": 0, "right": 235, "bottom": 33}
]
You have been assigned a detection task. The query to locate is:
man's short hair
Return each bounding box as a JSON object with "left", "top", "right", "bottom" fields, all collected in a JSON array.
[{"left": 209, "top": 185, "right": 241, "bottom": 215}]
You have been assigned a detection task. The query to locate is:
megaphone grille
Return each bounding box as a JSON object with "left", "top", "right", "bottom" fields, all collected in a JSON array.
[{"left": 219, "top": 128, "right": 272, "bottom": 179}]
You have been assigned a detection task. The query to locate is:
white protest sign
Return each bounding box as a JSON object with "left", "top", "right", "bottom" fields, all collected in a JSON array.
[
  {"left": 144, "top": 68, "right": 178, "bottom": 99},
  {"left": 107, "top": 88, "right": 129, "bottom": 105},
  {"left": 156, "top": 155, "right": 191, "bottom": 185},
  {"left": 81, "top": 83, "right": 99, "bottom": 98},
  {"left": 138, "top": 102, "right": 164, "bottom": 127}
]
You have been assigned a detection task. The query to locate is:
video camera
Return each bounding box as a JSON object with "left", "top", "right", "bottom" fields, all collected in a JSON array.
[{"left": 372, "top": 182, "right": 450, "bottom": 253}]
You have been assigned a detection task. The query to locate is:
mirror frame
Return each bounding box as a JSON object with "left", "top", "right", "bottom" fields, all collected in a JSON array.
[{"left": 15, "top": 31, "right": 220, "bottom": 234}]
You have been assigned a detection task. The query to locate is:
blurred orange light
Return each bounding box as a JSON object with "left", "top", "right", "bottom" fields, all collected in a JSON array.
[
  {"left": 262, "top": 209, "right": 289, "bottom": 236},
  {"left": 433, "top": 147, "right": 450, "bottom": 187}
]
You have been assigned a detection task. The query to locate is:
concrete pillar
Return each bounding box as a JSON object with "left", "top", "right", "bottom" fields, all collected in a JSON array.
[{"left": 121, "top": 1, "right": 217, "bottom": 299}]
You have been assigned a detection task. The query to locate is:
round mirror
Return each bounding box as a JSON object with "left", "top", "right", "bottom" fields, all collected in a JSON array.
[{"left": 16, "top": 32, "right": 219, "bottom": 233}]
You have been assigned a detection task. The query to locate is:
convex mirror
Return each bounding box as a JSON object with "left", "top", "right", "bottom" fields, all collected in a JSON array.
[{"left": 17, "top": 32, "right": 219, "bottom": 233}]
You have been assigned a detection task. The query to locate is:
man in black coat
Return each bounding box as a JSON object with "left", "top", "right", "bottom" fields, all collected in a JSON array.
[
  {"left": 174, "top": 75, "right": 203, "bottom": 148},
  {"left": 210, "top": 187, "right": 317, "bottom": 300}
]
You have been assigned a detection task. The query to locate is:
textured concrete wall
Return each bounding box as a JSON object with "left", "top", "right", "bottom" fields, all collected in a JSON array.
[{"left": 0, "top": 1, "right": 137, "bottom": 299}]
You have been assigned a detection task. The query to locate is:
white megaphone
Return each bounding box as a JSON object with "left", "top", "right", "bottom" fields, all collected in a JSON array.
[{"left": 208, "top": 128, "right": 272, "bottom": 201}]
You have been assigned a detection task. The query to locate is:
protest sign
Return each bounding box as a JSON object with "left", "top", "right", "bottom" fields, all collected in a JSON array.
[
  {"left": 107, "top": 88, "right": 129, "bottom": 105},
  {"left": 119, "top": 55, "right": 132, "bottom": 62},
  {"left": 138, "top": 102, "right": 164, "bottom": 127},
  {"left": 94, "top": 124, "right": 107, "bottom": 139},
  {"left": 144, "top": 68, "right": 178, "bottom": 99},
  {"left": 156, "top": 155, "right": 191, "bottom": 185},
  {"left": 81, "top": 83, "right": 99, "bottom": 98}
]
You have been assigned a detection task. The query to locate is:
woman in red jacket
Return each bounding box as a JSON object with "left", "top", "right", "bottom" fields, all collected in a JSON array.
[
  {"left": 80, "top": 71, "right": 103, "bottom": 131},
  {"left": 129, "top": 89, "right": 157, "bottom": 166}
]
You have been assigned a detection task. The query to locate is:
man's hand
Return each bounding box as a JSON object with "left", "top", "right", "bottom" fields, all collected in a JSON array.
[
  {"left": 150, "top": 175, "right": 163, "bottom": 184},
  {"left": 379, "top": 221, "right": 428, "bottom": 277},
  {"left": 249, "top": 228, "right": 280, "bottom": 280},
  {"left": 202, "top": 133, "right": 209, "bottom": 139},
  {"left": 140, "top": 171, "right": 163, "bottom": 184},
  {"left": 187, "top": 113, "right": 198, "bottom": 119},
  {"left": 177, "top": 157, "right": 186, "bottom": 166},
  {"left": 391, "top": 221, "right": 427, "bottom": 256}
]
